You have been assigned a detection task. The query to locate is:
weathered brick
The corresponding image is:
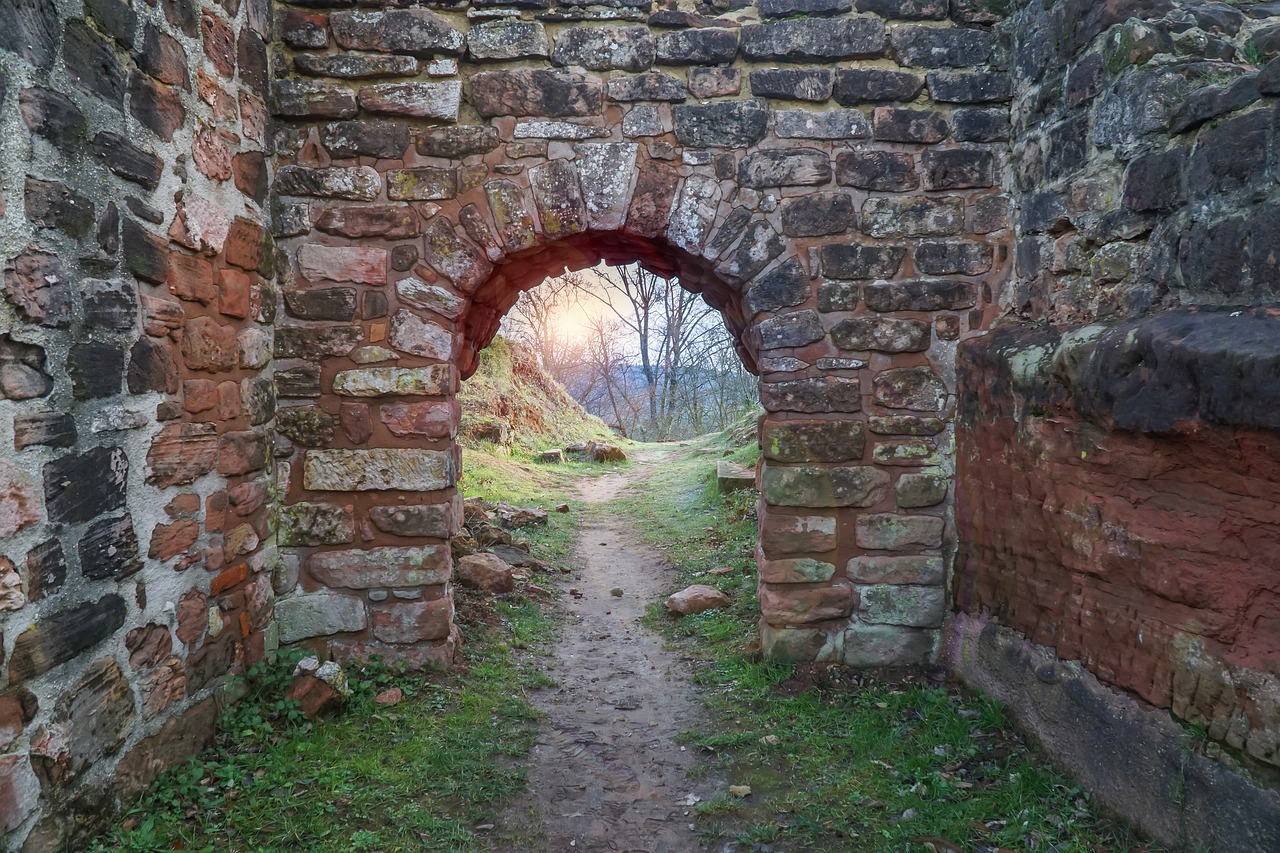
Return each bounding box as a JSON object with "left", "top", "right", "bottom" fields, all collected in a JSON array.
[
  {"left": 864, "top": 279, "right": 976, "bottom": 311},
  {"left": 855, "top": 513, "right": 944, "bottom": 550},
  {"left": 552, "top": 26, "right": 654, "bottom": 71},
  {"left": 762, "top": 420, "right": 865, "bottom": 463},
  {"left": 471, "top": 69, "right": 603, "bottom": 118},
  {"left": 749, "top": 68, "right": 832, "bottom": 102},
  {"left": 862, "top": 197, "right": 963, "bottom": 238},
  {"left": 656, "top": 29, "right": 739, "bottom": 65},
  {"left": 757, "top": 310, "right": 825, "bottom": 350},
  {"left": 835, "top": 150, "right": 918, "bottom": 191},
  {"left": 872, "top": 107, "right": 949, "bottom": 143},
  {"left": 922, "top": 148, "right": 994, "bottom": 189},
  {"left": 833, "top": 68, "right": 923, "bottom": 104},
  {"left": 308, "top": 546, "right": 451, "bottom": 588},
  {"left": 742, "top": 18, "right": 885, "bottom": 61},
  {"left": 146, "top": 423, "right": 218, "bottom": 487},
  {"left": 873, "top": 366, "right": 947, "bottom": 411},
  {"left": 831, "top": 317, "right": 930, "bottom": 353},
  {"left": 357, "top": 82, "right": 461, "bottom": 120},
  {"left": 330, "top": 9, "right": 464, "bottom": 56},
  {"left": 759, "top": 376, "right": 861, "bottom": 413}
]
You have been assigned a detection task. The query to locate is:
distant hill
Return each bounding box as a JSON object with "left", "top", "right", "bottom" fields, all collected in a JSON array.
[{"left": 458, "top": 335, "right": 617, "bottom": 454}]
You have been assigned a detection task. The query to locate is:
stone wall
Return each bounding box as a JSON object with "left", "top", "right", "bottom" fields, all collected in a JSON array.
[
  {"left": 949, "top": 1, "right": 1280, "bottom": 847},
  {"left": 0, "top": 0, "right": 276, "bottom": 847},
  {"left": 266, "top": 0, "right": 1014, "bottom": 672}
]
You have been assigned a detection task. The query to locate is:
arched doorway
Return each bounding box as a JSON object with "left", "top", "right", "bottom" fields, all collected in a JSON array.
[{"left": 270, "top": 60, "right": 1006, "bottom": 669}]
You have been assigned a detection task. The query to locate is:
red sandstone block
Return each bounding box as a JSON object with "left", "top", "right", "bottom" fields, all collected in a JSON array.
[
  {"left": 165, "top": 493, "right": 201, "bottom": 517},
  {"left": 298, "top": 243, "right": 387, "bottom": 285},
  {"left": 149, "top": 519, "right": 199, "bottom": 560},
  {"left": 370, "top": 597, "right": 454, "bottom": 644},
  {"left": 201, "top": 12, "right": 236, "bottom": 78},
  {"left": 211, "top": 563, "right": 248, "bottom": 596},
  {"left": 168, "top": 254, "right": 217, "bottom": 305},
  {"left": 225, "top": 218, "right": 264, "bottom": 271},
  {"left": 218, "top": 269, "right": 252, "bottom": 319},
  {"left": 176, "top": 591, "right": 207, "bottom": 646},
  {"left": 379, "top": 400, "right": 456, "bottom": 439}
]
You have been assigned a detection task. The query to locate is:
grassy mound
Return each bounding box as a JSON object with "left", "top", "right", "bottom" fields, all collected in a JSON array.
[{"left": 457, "top": 336, "right": 616, "bottom": 455}]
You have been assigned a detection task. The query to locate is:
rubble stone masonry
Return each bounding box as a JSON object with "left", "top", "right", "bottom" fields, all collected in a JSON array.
[{"left": 0, "top": 0, "right": 1278, "bottom": 849}]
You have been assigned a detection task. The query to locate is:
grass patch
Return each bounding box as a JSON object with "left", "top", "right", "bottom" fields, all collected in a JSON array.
[
  {"left": 616, "top": 433, "right": 1159, "bottom": 853},
  {"left": 93, "top": 590, "right": 557, "bottom": 853}
]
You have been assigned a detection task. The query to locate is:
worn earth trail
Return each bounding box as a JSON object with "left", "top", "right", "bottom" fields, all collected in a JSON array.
[{"left": 500, "top": 449, "right": 725, "bottom": 852}]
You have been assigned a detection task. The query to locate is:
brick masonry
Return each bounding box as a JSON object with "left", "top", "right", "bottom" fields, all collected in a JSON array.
[
  {"left": 269, "top": 1, "right": 1013, "bottom": 683},
  {"left": 0, "top": 0, "right": 274, "bottom": 846}
]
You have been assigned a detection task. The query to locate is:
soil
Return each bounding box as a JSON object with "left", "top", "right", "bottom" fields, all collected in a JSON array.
[{"left": 498, "top": 452, "right": 725, "bottom": 852}]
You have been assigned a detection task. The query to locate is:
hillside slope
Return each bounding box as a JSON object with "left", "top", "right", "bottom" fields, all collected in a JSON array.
[{"left": 458, "top": 335, "right": 617, "bottom": 454}]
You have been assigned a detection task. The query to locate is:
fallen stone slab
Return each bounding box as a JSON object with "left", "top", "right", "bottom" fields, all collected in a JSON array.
[
  {"left": 457, "top": 553, "right": 515, "bottom": 593},
  {"left": 717, "top": 459, "right": 756, "bottom": 493},
  {"left": 666, "top": 584, "right": 731, "bottom": 616}
]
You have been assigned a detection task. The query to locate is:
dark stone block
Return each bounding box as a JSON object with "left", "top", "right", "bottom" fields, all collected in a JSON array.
[
  {"left": 25, "top": 539, "right": 68, "bottom": 600},
  {"left": 277, "top": 406, "right": 336, "bottom": 447},
  {"left": 716, "top": 219, "right": 786, "bottom": 283},
  {"left": 757, "top": 309, "right": 825, "bottom": 350},
  {"left": 25, "top": 178, "right": 94, "bottom": 239},
  {"left": 18, "top": 87, "right": 86, "bottom": 148},
  {"left": 1178, "top": 216, "right": 1249, "bottom": 297},
  {"left": 1068, "top": 54, "right": 1104, "bottom": 107},
  {"left": 9, "top": 596, "right": 127, "bottom": 685},
  {"left": 856, "top": 0, "right": 946, "bottom": 18},
  {"left": 322, "top": 121, "right": 412, "bottom": 160},
  {"left": 1044, "top": 114, "right": 1088, "bottom": 181},
  {"left": 833, "top": 68, "right": 923, "bottom": 104},
  {"left": 607, "top": 73, "right": 687, "bottom": 102},
  {"left": 0, "top": 0, "right": 59, "bottom": 69},
  {"left": 137, "top": 23, "right": 190, "bottom": 89},
  {"left": 742, "top": 17, "right": 885, "bottom": 61},
  {"left": 14, "top": 413, "right": 75, "bottom": 450},
  {"left": 1124, "top": 148, "right": 1188, "bottom": 212},
  {"left": 922, "top": 148, "right": 994, "bottom": 189},
  {"left": 953, "top": 108, "right": 1010, "bottom": 142},
  {"left": 1249, "top": 204, "right": 1280, "bottom": 296},
  {"left": 890, "top": 25, "right": 993, "bottom": 68},
  {"left": 126, "top": 197, "right": 164, "bottom": 225},
  {"left": 470, "top": 69, "right": 603, "bottom": 118},
  {"left": 162, "top": 0, "right": 198, "bottom": 37},
  {"left": 761, "top": 420, "right": 865, "bottom": 464},
  {"left": 128, "top": 70, "right": 185, "bottom": 141},
  {"left": 70, "top": 340, "right": 125, "bottom": 399},
  {"left": 97, "top": 202, "right": 120, "bottom": 257},
  {"left": 738, "top": 149, "right": 831, "bottom": 187},
  {"left": 86, "top": 0, "right": 138, "bottom": 48},
  {"left": 1187, "top": 109, "right": 1269, "bottom": 198},
  {"left": 761, "top": 0, "right": 851, "bottom": 14},
  {"left": 364, "top": 291, "right": 389, "bottom": 319},
  {"left": 865, "top": 280, "right": 977, "bottom": 311},
  {"left": 237, "top": 29, "right": 268, "bottom": 91},
  {"left": 873, "top": 366, "right": 947, "bottom": 411},
  {"left": 872, "top": 108, "right": 948, "bottom": 143},
  {"left": 704, "top": 208, "right": 752, "bottom": 259},
  {"left": 43, "top": 446, "right": 129, "bottom": 525},
  {"left": 127, "top": 338, "right": 179, "bottom": 395},
  {"left": 1170, "top": 75, "right": 1260, "bottom": 135},
  {"left": 673, "top": 99, "right": 769, "bottom": 148},
  {"left": 1021, "top": 192, "right": 1071, "bottom": 234},
  {"left": 782, "top": 193, "right": 857, "bottom": 237},
  {"left": 243, "top": 377, "right": 276, "bottom": 427},
  {"left": 275, "top": 366, "right": 323, "bottom": 398},
  {"left": 831, "top": 316, "right": 930, "bottom": 353},
  {"left": 274, "top": 326, "right": 364, "bottom": 360},
  {"left": 749, "top": 68, "right": 832, "bottom": 102},
  {"left": 0, "top": 334, "right": 53, "bottom": 400},
  {"left": 284, "top": 287, "right": 359, "bottom": 321},
  {"left": 80, "top": 516, "right": 141, "bottom": 581},
  {"left": 1052, "top": 310, "right": 1280, "bottom": 431},
  {"left": 819, "top": 244, "right": 906, "bottom": 283},
  {"left": 63, "top": 20, "right": 125, "bottom": 109},
  {"left": 390, "top": 246, "right": 419, "bottom": 272},
  {"left": 122, "top": 219, "right": 170, "bottom": 284},
  {"left": 915, "top": 240, "right": 993, "bottom": 276},
  {"left": 758, "top": 376, "right": 862, "bottom": 413},
  {"left": 655, "top": 28, "right": 739, "bottom": 65},
  {"left": 746, "top": 258, "right": 811, "bottom": 315},
  {"left": 835, "top": 150, "right": 918, "bottom": 191},
  {"left": 926, "top": 71, "right": 1011, "bottom": 103}
]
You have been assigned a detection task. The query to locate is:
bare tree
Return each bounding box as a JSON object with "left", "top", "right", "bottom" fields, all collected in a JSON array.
[{"left": 507, "top": 262, "right": 759, "bottom": 441}]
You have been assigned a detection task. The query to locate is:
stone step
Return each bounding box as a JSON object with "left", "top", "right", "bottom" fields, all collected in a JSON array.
[{"left": 716, "top": 459, "right": 757, "bottom": 493}]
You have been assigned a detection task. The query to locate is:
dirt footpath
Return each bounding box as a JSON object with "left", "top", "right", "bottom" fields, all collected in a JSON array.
[{"left": 504, "top": 455, "right": 723, "bottom": 852}]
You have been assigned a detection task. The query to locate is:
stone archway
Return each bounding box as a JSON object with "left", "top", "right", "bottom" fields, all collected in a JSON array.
[{"left": 269, "top": 6, "right": 1010, "bottom": 670}]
